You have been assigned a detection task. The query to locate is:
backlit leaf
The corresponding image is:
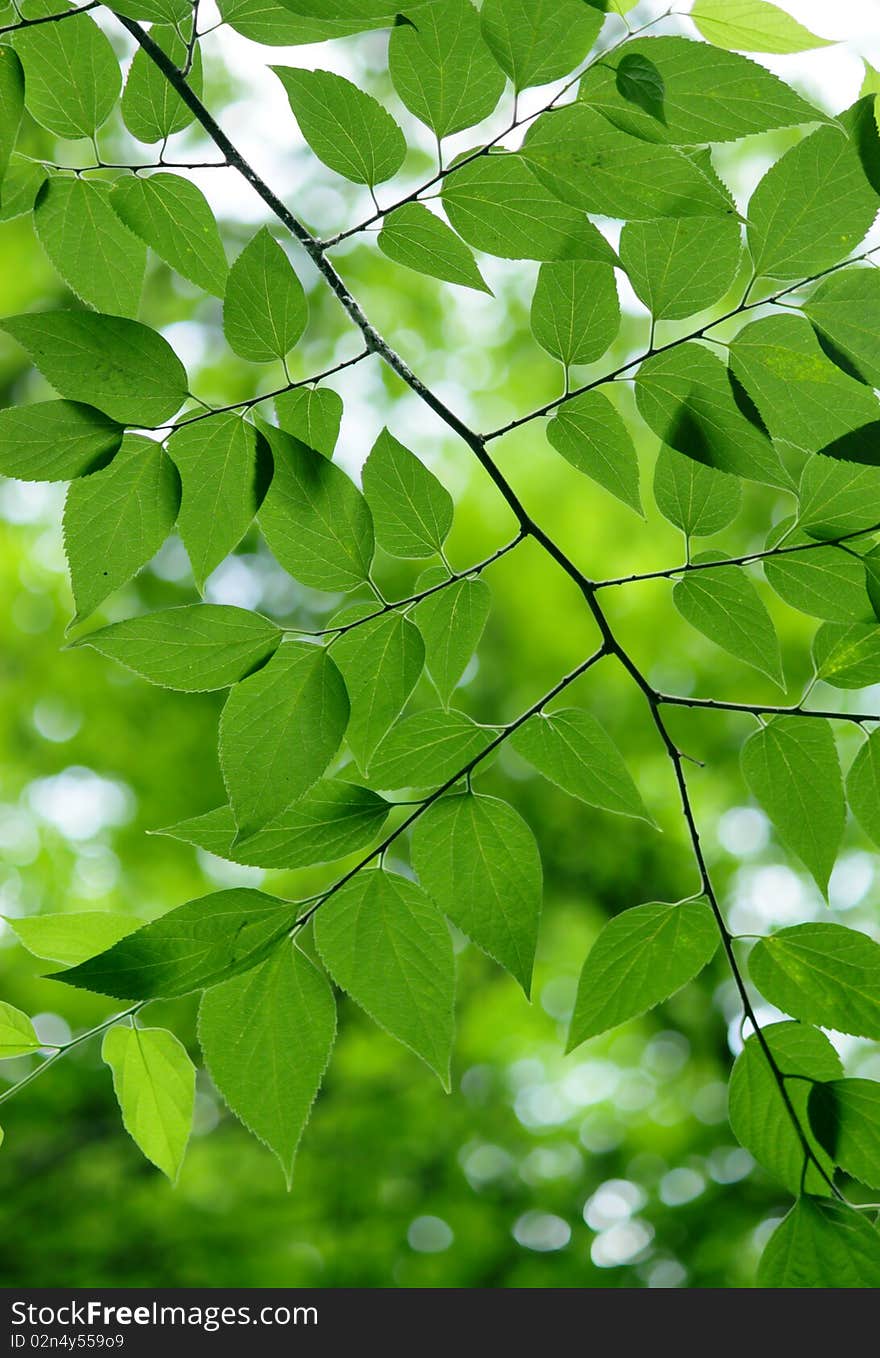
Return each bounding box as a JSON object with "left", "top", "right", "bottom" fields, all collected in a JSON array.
[{"left": 102, "top": 1026, "right": 195, "bottom": 1182}]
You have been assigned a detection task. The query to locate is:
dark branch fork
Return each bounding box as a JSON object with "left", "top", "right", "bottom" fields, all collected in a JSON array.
[{"left": 102, "top": 13, "right": 865, "bottom": 1191}]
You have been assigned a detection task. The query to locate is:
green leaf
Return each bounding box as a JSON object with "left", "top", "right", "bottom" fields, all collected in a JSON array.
[
  {"left": 441, "top": 152, "right": 618, "bottom": 263},
  {"left": 219, "top": 0, "right": 396, "bottom": 44},
  {"left": 530, "top": 261, "right": 619, "bottom": 369},
  {"left": 750, "top": 922, "right": 880, "bottom": 1038},
  {"left": 111, "top": 174, "right": 228, "bottom": 300},
  {"left": 157, "top": 780, "right": 389, "bottom": 870},
  {"left": 101, "top": 1026, "right": 195, "bottom": 1182},
  {"left": 6, "top": 911, "right": 141, "bottom": 966},
  {"left": 0, "top": 1001, "right": 41, "bottom": 1058},
  {"left": 797, "top": 455, "right": 880, "bottom": 541},
  {"left": 314, "top": 869, "right": 454, "bottom": 1087},
  {"left": 275, "top": 386, "right": 342, "bottom": 457},
  {"left": 728, "top": 1021, "right": 841, "bottom": 1195},
  {"left": 692, "top": 0, "right": 834, "bottom": 54},
  {"left": 224, "top": 227, "right": 307, "bottom": 362},
  {"left": 511, "top": 709, "right": 651, "bottom": 822},
  {"left": 0, "top": 311, "right": 188, "bottom": 427},
  {"left": 199, "top": 942, "right": 335, "bottom": 1187},
  {"left": 546, "top": 390, "right": 642, "bottom": 514},
  {"left": 673, "top": 564, "right": 784, "bottom": 686},
  {"left": 813, "top": 623, "right": 880, "bottom": 689},
  {"left": 809, "top": 1079, "right": 880, "bottom": 1190},
  {"left": 121, "top": 24, "right": 203, "bottom": 144},
  {"left": 747, "top": 124, "right": 878, "bottom": 281},
  {"left": 112, "top": 0, "right": 193, "bottom": 22},
  {"left": 57, "top": 888, "right": 300, "bottom": 1000},
  {"left": 368, "top": 708, "right": 496, "bottom": 791},
  {"left": 0, "top": 400, "right": 121, "bottom": 481},
  {"left": 34, "top": 178, "right": 147, "bottom": 320},
  {"left": 804, "top": 267, "right": 880, "bottom": 389},
  {"left": 167, "top": 414, "right": 259, "bottom": 592},
  {"left": 0, "top": 153, "right": 45, "bottom": 223},
  {"left": 759, "top": 1198, "right": 880, "bottom": 1289},
  {"left": 479, "top": 0, "right": 602, "bottom": 92},
  {"left": 388, "top": 0, "right": 504, "bottom": 139},
  {"left": 567, "top": 899, "right": 718, "bottom": 1049},
  {"left": 741, "top": 717, "right": 844, "bottom": 894},
  {"left": 580, "top": 36, "right": 822, "bottom": 144},
  {"left": 0, "top": 47, "right": 24, "bottom": 185},
  {"left": 270, "top": 0, "right": 429, "bottom": 33},
  {"left": 522, "top": 104, "right": 737, "bottom": 221},
  {"left": 362, "top": 428, "right": 453, "bottom": 559},
  {"left": 272, "top": 66, "right": 405, "bottom": 186},
  {"left": 75, "top": 605, "right": 282, "bottom": 691},
  {"left": 847, "top": 728, "right": 880, "bottom": 847},
  {"left": 411, "top": 792, "right": 542, "bottom": 996},
  {"left": 763, "top": 525, "right": 873, "bottom": 623},
  {"left": 635, "top": 342, "right": 789, "bottom": 488},
  {"left": 730, "top": 314, "right": 880, "bottom": 460},
  {"left": 378, "top": 203, "right": 491, "bottom": 294},
  {"left": 619, "top": 216, "right": 743, "bottom": 321},
  {"left": 331, "top": 611, "right": 424, "bottom": 771},
  {"left": 220, "top": 641, "right": 349, "bottom": 839},
  {"left": 653, "top": 444, "right": 741, "bottom": 537},
  {"left": 258, "top": 420, "right": 374, "bottom": 591},
  {"left": 63, "top": 434, "right": 180, "bottom": 623},
  {"left": 413, "top": 576, "right": 491, "bottom": 706},
  {"left": 11, "top": 0, "right": 120, "bottom": 139}
]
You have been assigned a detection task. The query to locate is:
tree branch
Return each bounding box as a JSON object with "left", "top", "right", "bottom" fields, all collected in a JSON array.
[
  {"left": 0, "top": 1, "right": 96, "bottom": 34},
  {"left": 659, "top": 694, "right": 880, "bottom": 724}
]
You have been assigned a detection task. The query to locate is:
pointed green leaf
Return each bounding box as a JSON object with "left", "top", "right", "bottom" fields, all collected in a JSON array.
[
  {"left": 0, "top": 400, "right": 121, "bottom": 481},
  {"left": 111, "top": 173, "right": 228, "bottom": 299},
  {"left": 0, "top": 311, "right": 188, "bottom": 427},
  {"left": 11, "top": 0, "right": 120, "bottom": 139},
  {"left": 367, "top": 708, "right": 495, "bottom": 790},
  {"left": 102, "top": 1026, "right": 195, "bottom": 1182},
  {"left": 258, "top": 421, "right": 374, "bottom": 590},
  {"left": 728, "top": 1021, "right": 841, "bottom": 1195},
  {"left": 272, "top": 66, "right": 405, "bottom": 186},
  {"left": 620, "top": 216, "right": 743, "bottom": 321},
  {"left": 0, "top": 153, "right": 45, "bottom": 223},
  {"left": 692, "top": 0, "right": 834, "bottom": 54},
  {"left": 673, "top": 564, "right": 784, "bottom": 686},
  {"left": 635, "top": 342, "right": 788, "bottom": 488},
  {"left": 6, "top": 911, "right": 140, "bottom": 966},
  {"left": 224, "top": 227, "right": 307, "bottom": 362},
  {"left": 441, "top": 152, "right": 618, "bottom": 263},
  {"left": 522, "top": 104, "right": 737, "bottom": 221},
  {"left": 741, "top": 717, "right": 844, "bottom": 893},
  {"left": 63, "top": 435, "right": 179, "bottom": 624},
  {"left": 750, "top": 922, "right": 880, "bottom": 1038},
  {"left": 479, "top": 0, "right": 602, "bottom": 91},
  {"left": 220, "top": 641, "right": 349, "bottom": 838},
  {"left": 199, "top": 942, "right": 335, "bottom": 1187},
  {"left": 797, "top": 455, "right": 880, "bottom": 541},
  {"left": 0, "top": 1001, "right": 41, "bottom": 1058},
  {"left": 314, "top": 870, "right": 454, "bottom": 1087},
  {"left": 567, "top": 899, "right": 718, "bottom": 1049},
  {"left": 331, "top": 610, "right": 424, "bottom": 771},
  {"left": 413, "top": 575, "right": 490, "bottom": 706},
  {"left": 511, "top": 709, "right": 651, "bottom": 822},
  {"left": 56, "top": 888, "right": 300, "bottom": 1000},
  {"left": 34, "top": 178, "right": 147, "bottom": 319},
  {"left": 804, "top": 267, "right": 880, "bottom": 389},
  {"left": 759, "top": 1198, "right": 880, "bottom": 1289},
  {"left": 167, "top": 414, "right": 259, "bottom": 592},
  {"left": 764, "top": 524, "right": 873, "bottom": 622},
  {"left": 112, "top": 0, "right": 193, "bottom": 22},
  {"left": 0, "top": 46, "right": 24, "bottom": 185},
  {"left": 157, "top": 781, "right": 389, "bottom": 870},
  {"left": 809, "top": 1079, "right": 880, "bottom": 1190},
  {"left": 579, "top": 36, "right": 822, "bottom": 143},
  {"left": 813, "top": 623, "right": 880, "bottom": 689},
  {"left": 362, "top": 428, "right": 453, "bottom": 559},
  {"left": 378, "top": 203, "right": 491, "bottom": 294},
  {"left": 530, "top": 261, "right": 619, "bottom": 369},
  {"left": 121, "top": 24, "right": 203, "bottom": 144},
  {"left": 847, "top": 728, "right": 880, "bottom": 847},
  {"left": 653, "top": 443, "right": 741, "bottom": 537},
  {"left": 747, "top": 124, "right": 878, "bottom": 281},
  {"left": 547, "top": 390, "right": 641, "bottom": 514},
  {"left": 388, "top": 0, "right": 504, "bottom": 138},
  {"left": 411, "top": 792, "right": 542, "bottom": 996},
  {"left": 75, "top": 605, "right": 282, "bottom": 691},
  {"left": 275, "top": 385, "right": 342, "bottom": 457}
]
